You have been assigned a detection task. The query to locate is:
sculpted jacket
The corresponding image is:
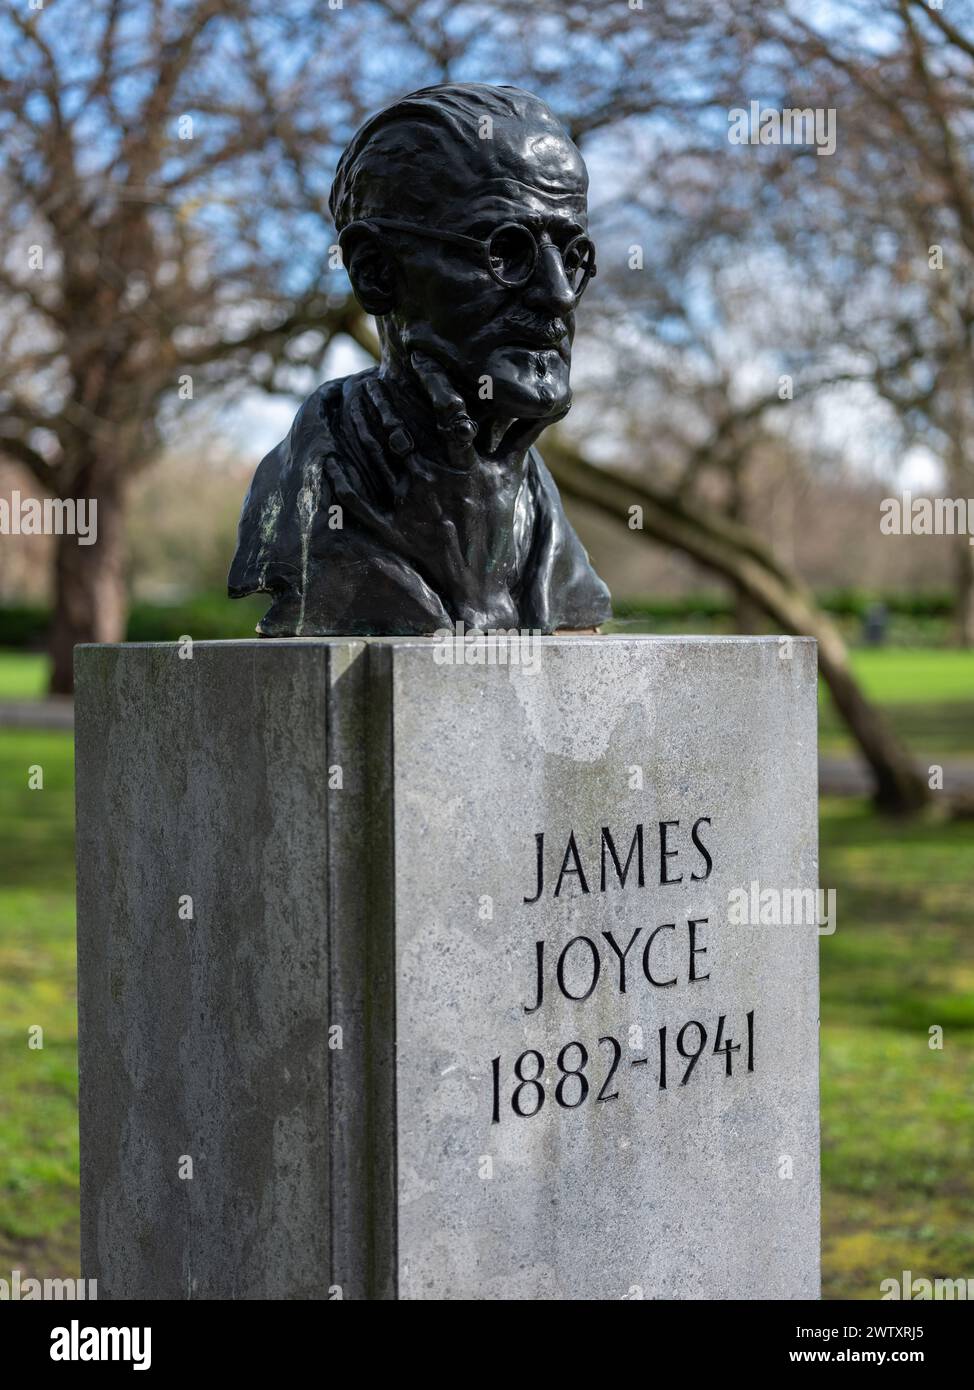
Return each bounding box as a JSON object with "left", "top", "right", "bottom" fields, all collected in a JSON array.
[{"left": 228, "top": 368, "right": 612, "bottom": 636}]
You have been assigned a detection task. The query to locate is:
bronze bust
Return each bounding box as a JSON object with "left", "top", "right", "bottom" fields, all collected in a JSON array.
[{"left": 229, "top": 83, "right": 612, "bottom": 636}]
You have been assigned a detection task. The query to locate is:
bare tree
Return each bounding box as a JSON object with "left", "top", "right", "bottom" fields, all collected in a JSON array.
[
  {"left": 0, "top": 0, "right": 369, "bottom": 689},
  {"left": 738, "top": 0, "right": 974, "bottom": 640}
]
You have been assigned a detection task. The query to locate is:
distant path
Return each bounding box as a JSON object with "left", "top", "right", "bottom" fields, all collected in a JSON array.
[
  {"left": 819, "top": 755, "right": 974, "bottom": 797},
  {"left": 0, "top": 698, "right": 74, "bottom": 730}
]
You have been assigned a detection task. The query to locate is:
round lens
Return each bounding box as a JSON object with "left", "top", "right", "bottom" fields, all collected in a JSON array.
[
  {"left": 562, "top": 235, "right": 595, "bottom": 295},
  {"left": 486, "top": 224, "right": 537, "bottom": 285}
]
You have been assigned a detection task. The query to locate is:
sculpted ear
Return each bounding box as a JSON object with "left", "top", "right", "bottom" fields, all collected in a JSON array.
[{"left": 339, "top": 226, "right": 398, "bottom": 316}]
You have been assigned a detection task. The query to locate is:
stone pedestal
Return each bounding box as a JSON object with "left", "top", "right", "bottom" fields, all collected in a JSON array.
[{"left": 75, "top": 635, "right": 820, "bottom": 1300}]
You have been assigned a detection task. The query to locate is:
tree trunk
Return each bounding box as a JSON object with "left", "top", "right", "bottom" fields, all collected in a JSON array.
[
  {"left": 954, "top": 532, "right": 974, "bottom": 648},
  {"left": 732, "top": 585, "right": 765, "bottom": 635},
  {"left": 946, "top": 443, "right": 974, "bottom": 648},
  {"left": 48, "top": 475, "right": 128, "bottom": 695},
  {"left": 547, "top": 444, "right": 929, "bottom": 815},
  {"left": 726, "top": 457, "right": 764, "bottom": 633}
]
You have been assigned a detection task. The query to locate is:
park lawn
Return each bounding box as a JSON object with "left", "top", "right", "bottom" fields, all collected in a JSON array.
[
  {"left": 0, "top": 729, "right": 78, "bottom": 1278},
  {"left": 1, "top": 731, "right": 973, "bottom": 1296},
  {"left": 0, "top": 652, "right": 49, "bottom": 701},
  {"left": 818, "top": 647, "right": 974, "bottom": 757},
  {"left": 819, "top": 797, "right": 974, "bottom": 1298}
]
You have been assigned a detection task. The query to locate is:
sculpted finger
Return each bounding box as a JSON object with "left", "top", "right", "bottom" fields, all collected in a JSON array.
[
  {"left": 346, "top": 391, "right": 400, "bottom": 499},
  {"left": 362, "top": 377, "right": 411, "bottom": 493},
  {"left": 322, "top": 455, "right": 399, "bottom": 547},
  {"left": 409, "top": 351, "right": 480, "bottom": 464}
]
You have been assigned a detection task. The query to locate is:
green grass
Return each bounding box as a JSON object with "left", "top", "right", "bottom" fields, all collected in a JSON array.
[
  {"left": 1, "top": 726, "right": 973, "bottom": 1297},
  {"left": 819, "top": 797, "right": 974, "bottom": 1298},
  {"left": 0, "top": 652, "right": 49, "bottom": 701},
  {"left": 819, "top": 648, "right": 974, "bottom": 758},
  {"left": 0, "top": 729, "right": 78, "bottom": 1278},
  {"left": 831, "top": 648, "right": 974, "bottom": 704}
]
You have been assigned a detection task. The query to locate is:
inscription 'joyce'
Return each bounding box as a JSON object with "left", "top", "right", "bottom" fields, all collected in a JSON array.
[
  {"left": 523, "top": 918, "right": 710, "bottom": 1014},
  {"left": 522, "top": 818, "right": 714, "bottom": 905}
]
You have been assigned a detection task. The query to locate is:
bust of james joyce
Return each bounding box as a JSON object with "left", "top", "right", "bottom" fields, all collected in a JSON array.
[{"left": 229, "top": 82, "right": 612, "bottom": 637}]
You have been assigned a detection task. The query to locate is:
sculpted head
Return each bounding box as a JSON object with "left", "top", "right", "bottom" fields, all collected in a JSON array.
[{"left": 331, "top": 84, "right": 593, "bottom": 425}]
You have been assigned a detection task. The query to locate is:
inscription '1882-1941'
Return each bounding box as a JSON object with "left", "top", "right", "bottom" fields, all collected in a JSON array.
[{"left": 487, "top": 815, "right": 757, "bottom": 1124}]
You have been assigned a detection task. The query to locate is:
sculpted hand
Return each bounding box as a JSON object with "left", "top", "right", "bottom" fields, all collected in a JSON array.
[
  {"left": 321, "top": 374, "right": 470, "bottom": 580},
  {"left": 408, "top": 351, "right": 569, "bottom": 469}
]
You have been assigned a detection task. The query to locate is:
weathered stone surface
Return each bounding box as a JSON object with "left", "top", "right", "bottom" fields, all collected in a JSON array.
[
  {"left": 76, "top": 639, "right": 381, "bottom": 1300},
  {"left": 76, "top": 636, "right": 819, "bottom": 1300}
]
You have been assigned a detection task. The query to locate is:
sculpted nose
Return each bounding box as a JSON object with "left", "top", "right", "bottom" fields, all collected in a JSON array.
[{"left": 527, "top": 243, "right": 576, "bottom": 315}]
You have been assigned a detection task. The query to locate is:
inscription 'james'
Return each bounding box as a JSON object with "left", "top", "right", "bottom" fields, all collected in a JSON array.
[{"left": 523, "top": 818, "right": 714, "bottom": 903}]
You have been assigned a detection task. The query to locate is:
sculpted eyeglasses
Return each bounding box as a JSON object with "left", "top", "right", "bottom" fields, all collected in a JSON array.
[{"left": 341, "top": 217, "right": 597, "bottom": 296}]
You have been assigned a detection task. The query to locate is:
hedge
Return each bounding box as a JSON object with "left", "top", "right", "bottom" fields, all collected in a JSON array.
[
  {"left": 0, "top": 587, "right": 956, "bottom": 649},
  {"left": 0, "top": 592, "right": 266, "bottom": 648}
]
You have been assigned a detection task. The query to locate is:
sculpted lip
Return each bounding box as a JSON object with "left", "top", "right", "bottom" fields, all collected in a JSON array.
[
  {"left": 496, "top": 316, "right": 568, "bottom": 350},
  {"left": 504, "top": 329, "right": 569, "bottom": 350},
  {"left": 525, "top": 336, "right": 567, "bottom": 350}
]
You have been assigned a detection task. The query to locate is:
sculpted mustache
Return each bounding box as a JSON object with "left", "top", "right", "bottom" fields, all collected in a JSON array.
[{"left": 495, "top": 313, "right": 568, "bottom": 343}]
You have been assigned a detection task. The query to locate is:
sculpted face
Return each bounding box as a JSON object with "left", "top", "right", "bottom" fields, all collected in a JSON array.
[{"left": 342, "top": 105, "right": 590, "bottom": 427}]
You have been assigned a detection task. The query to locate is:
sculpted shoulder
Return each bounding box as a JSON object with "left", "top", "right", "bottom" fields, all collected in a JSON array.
[{"left": 227, "top": 373, "right": 372, "bottom": 602}]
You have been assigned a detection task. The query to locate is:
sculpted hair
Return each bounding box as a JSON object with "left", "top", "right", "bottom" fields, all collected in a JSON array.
[{"left": 328, "top": 82, "right": 580, "bottom": 231}]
